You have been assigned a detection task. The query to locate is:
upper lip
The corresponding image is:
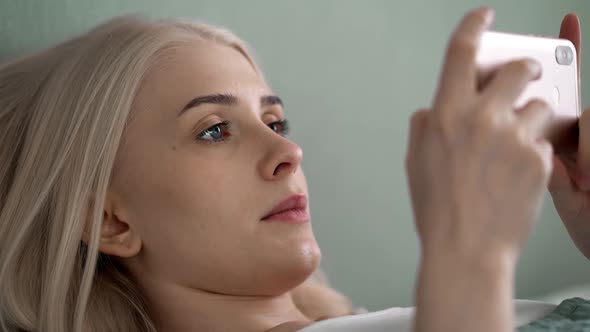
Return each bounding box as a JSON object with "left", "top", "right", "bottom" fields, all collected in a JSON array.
[{"left": 261, "top": 194, "right": 307, "bottom": 220}]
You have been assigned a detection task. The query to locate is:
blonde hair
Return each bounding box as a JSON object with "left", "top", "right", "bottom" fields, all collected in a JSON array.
[{"left": 0, "top": 15, "right": 259, "bottom": 332}]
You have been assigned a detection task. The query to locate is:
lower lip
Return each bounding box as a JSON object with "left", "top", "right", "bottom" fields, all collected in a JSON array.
[{"left": 262, "top": 209, "right": 310, "bottom": 223}]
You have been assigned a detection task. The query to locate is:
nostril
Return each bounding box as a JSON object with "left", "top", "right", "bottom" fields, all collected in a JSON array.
[{"left": 273, "top": 162, "right": 291, "bottom": 176}]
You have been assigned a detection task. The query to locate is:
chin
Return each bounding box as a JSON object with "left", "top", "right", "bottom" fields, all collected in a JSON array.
[
  {"left": 260, "top": 239, "right": 322, "bottom": 296},
  {"left": 292, "top": 239, "right": 322, "bottom": 277}
]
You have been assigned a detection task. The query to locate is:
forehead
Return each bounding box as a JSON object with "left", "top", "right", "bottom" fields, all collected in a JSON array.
[{"left": 135, "top": 40, "right": 269, "bottom": 112}]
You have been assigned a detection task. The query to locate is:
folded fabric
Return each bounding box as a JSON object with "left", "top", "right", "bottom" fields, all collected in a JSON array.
[{"left": 518, "top": 297, "right": 590, "bottom": 331}]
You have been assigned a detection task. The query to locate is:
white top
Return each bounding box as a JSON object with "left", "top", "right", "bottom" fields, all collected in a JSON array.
[{"left": 299, "top": 300, "right": 556, "bottom": 332}]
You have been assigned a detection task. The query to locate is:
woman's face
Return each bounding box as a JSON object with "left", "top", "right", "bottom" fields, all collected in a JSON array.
[{"left": 107, "top": 39, "right": 320, "bottom": 296}]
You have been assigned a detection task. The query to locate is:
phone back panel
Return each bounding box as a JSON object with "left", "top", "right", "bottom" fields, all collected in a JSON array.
[{"left": 476, "top": 31, "right": 580, "bottom": 152}]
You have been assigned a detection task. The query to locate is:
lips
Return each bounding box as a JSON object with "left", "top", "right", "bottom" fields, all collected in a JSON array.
[{"left": 261, "top": 194, "right": 309, "bottom": 223}]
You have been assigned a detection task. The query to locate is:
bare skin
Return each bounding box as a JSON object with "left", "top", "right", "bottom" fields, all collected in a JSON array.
[
  {"left": 90, "top": 39, "right": 321, "bottom": 331},
  {"left": 408, "top": 8, "right": 552, "bottom": 332},
  {"left": 548, "top": 14, "right": 590, "bottom": 260},
  {"left": 84, "top": 6, "right": 587, "bottom": 332},
  {"left": 408, "top": 8, "right": 586, "bottom": 332}
]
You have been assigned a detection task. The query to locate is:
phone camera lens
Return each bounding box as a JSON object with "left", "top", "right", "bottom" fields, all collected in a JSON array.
[{"left": 555, "top": 45, "right": 574, "bottom": 65}]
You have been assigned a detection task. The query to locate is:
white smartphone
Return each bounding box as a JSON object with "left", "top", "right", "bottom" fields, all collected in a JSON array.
[{"left": 476, "top": 31, "right": 580, "bottom": 153}]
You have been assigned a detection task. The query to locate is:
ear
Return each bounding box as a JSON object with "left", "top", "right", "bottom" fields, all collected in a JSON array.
[{"left": 82, "top": 192, "right": 142, "bottom": 258}]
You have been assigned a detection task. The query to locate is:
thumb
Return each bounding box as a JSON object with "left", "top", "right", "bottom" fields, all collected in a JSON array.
[
  {"left": 549, "top": 155, "right": 587, "bottom": 224},
  {"left": 549, "top": 155, "right": 577, "bottom": 194},
  {"left": 558, "top": 13, "right": 581, "bottom": 80},
  {"left": 576, "top": 107, "right": 590, "bottom": 190}
]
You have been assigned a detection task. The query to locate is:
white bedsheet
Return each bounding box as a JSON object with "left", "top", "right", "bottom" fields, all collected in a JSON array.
[
  {"left": 535, "top": 283, "right": 590, "bottom": 304},
  {"left": 299, "top": 300, "right": 556, "bottom": 332}
]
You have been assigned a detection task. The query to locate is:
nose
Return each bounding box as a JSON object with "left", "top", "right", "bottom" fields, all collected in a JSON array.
[{"left": 258, "top": 135, "right": 303, "bottom": 181}]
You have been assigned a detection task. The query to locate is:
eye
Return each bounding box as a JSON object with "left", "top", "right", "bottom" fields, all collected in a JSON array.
[
  {"left": 268, "top": 119, "right": 290, "bottom": 136},
  {"left": 196, "top": 121, "right": 232, "bottom": 143}
]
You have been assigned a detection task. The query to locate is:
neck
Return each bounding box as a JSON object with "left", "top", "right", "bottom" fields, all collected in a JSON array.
[{"left": 139, "top": 277, "right": 311, "bottom": 332}]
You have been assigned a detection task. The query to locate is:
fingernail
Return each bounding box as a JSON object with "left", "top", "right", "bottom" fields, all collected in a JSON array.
[
  {"left": 527, "top": 60, "right": 542, "bottom": 77},
  {"left": 482, "top": 7, "right": 495, "bottom": 24},
  {"left": 575, "top": 169, "right": 590, "bottom": 190}
]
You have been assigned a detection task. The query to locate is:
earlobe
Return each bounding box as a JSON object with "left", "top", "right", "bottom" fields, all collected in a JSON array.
[{"left": 99, "top": 235, "right": 142, "bottom": 258}]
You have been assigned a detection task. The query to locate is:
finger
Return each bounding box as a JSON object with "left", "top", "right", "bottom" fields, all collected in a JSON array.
[
  {"left": 559, "top": 13, "right": 581, "bottom": 79},
  {"left": 515, "top": 99, "right": 553, "bottom": 139},
  {"left": 535, "top": 139, "right": 555, "bottom": 183},
  {"left": 575, "top": 107, "right": 590, "bottom": 190},
  {"left": 548, "top": 154, "right": 587, "bottom": 227},
  {"left": 481, "top": 59, "right": 541, "bottom": 111},
  {"left": 549, "top": 155, "right": 577, "bottom": 194},
  {"left": 405, "top": 109, "right": 429, "bottom": 176},
  {"left": 433, "top": 7, "right": 494, "bottom": 111},
  {"left": 406, "top": 109, "right": 429, "bottom": 159}
]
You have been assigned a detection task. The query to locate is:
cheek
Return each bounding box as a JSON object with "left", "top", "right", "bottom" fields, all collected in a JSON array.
[
  {"left": 118, "top": 153, "right": 257, "bottom": 268},
  {"left": 125, "top": 158, "right": 246, "bottom": 236},
  {"left": 116, "top": 145, "right": 318, "bottom": 293}
]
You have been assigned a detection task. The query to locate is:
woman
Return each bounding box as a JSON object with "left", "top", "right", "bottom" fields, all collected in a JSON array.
[{"left": 0, "top": 6, "right": 586, "bottom": 332}]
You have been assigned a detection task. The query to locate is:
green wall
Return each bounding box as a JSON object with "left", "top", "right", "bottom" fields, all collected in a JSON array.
[{"left": 2, "top": 0, "right": 590, "bottom": 311}]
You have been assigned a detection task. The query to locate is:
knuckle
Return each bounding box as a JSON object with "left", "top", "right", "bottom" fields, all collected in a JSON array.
[
  {"left": 523, "top": 99, "right": 553, "bottom": 123},
  {"left": 437, "top": 113, "right": 454, "bottom": 132},
  {"left": 539, "top": 140, "right": 554, "bottom": 158},
  {"left": 410, "top": 110, "right": 428, "bottom": 129},
  {"left": 505, "top": 60, "right": 538, "bottom": 79},
  {"left": 433, "top": 112, "right": 459, "bottom": 143},
  {"left": 526, "top": 98, "right": 550, "bottom": 111},
  {"left": 504, "top": 128, "right": 523, "bottom": 149},
  {"left": 449, "top": 35, "right": 477, "bottom": 60},
  {"left": 517, "top": 144, "right": 550, "bottom": 179},
  {"left": 473, "top": 110, "right": 496, "bottom": 132},
  {"left": 511, "top": 124, "right": 526, "bottom": 142}
]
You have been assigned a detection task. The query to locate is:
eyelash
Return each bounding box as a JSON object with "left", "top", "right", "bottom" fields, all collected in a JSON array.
[
  {"left": 269, "top": 119, "right": 290, "bottom": 137},
  {"left": 195, "top": 119, "right": 290, "bottom": 144}
]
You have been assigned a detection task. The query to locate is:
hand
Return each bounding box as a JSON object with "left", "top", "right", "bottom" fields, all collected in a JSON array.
[
  {"left": 409, "top": 8, "right": 555, "bottom": 332},
  {"left": 548, "top": 14, "right": 590, "bottom": 258},
  {"left": 406, "top": 7, "right": 553, "bottom": 263}
]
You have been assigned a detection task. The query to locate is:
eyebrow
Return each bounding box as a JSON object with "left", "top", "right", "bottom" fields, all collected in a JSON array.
[
  {"left": 178, "top": 93, "right": 283, "bottom": 116},
  {"left": 261, "top": 95, "right": 283, "bottom": 108}
]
